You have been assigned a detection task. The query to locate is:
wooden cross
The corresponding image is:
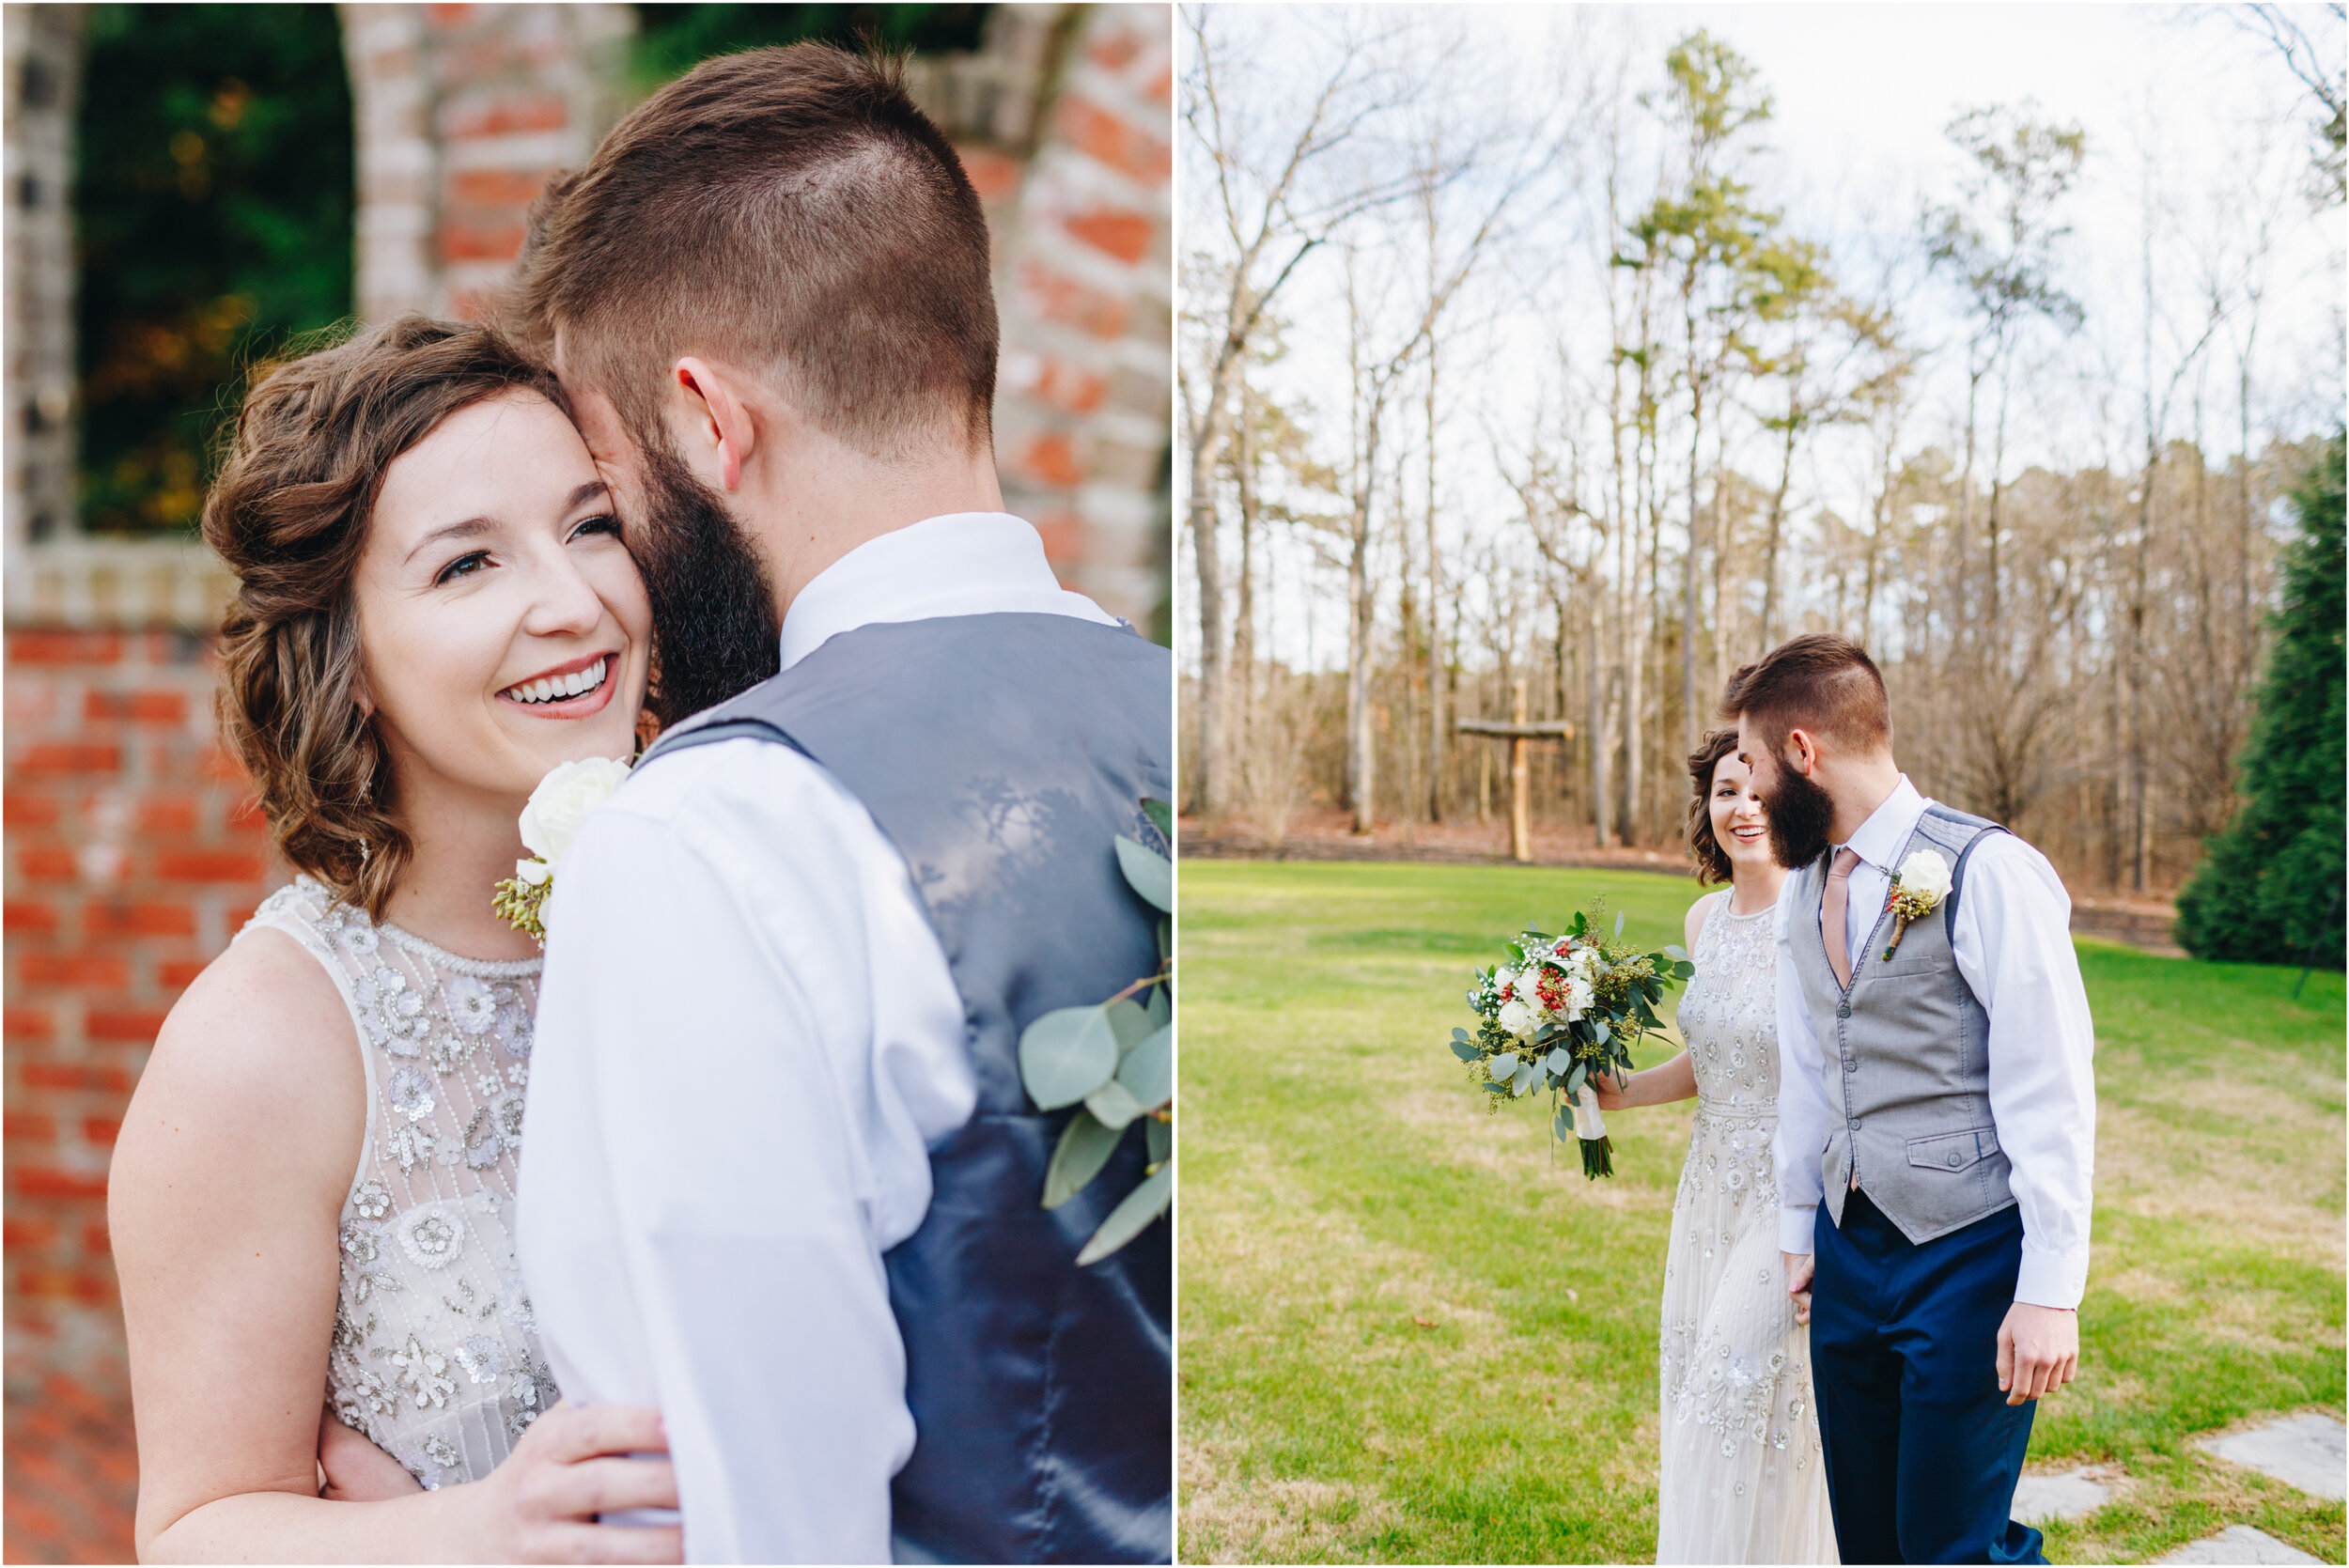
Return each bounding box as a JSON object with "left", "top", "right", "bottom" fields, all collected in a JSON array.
[{"left": 1456, "top": 679, "right": 1574, "bottom": 864}]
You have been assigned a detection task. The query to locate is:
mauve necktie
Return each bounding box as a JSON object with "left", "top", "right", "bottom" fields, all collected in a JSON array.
[{"left": 1823, "top": 846, "right": 1862, "bottom": 989}]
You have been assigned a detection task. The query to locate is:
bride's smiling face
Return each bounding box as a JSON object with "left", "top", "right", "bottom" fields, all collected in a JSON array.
[
  {"left": 353, "top": 391, "right": 652, "bottom": 806},
  {"left": 1708, "top": 751, "right": 1774, "bottom": 880}
]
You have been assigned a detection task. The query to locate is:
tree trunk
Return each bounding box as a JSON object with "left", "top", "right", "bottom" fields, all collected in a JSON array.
[
  {"left": 1425, "top": 345, "right": 1444, "bottom": 823},
  {"left": 1187, "top": 355, "right": 1236, "bottom": 819}
]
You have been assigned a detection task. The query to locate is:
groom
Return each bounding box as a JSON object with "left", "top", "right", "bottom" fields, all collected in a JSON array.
[
  {"left": 505, "top": 45, "right": 1172, "bottom": 1564},
  {"left": 1727, "top": 635, "right": 2095, "bottom": 1565}
]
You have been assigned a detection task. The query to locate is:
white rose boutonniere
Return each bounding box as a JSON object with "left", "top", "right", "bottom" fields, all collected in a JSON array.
[
  {"left": 493, "top": 756, "right": 632, "bottom": 941},
  {"left": 1880, "top": 847, "right": 1953, "bottom": 961}
]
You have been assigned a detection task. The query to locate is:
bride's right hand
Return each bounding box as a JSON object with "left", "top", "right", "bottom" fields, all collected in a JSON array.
[
  {"left": 1591, "top": 1066, "right": 1632, "bottom": 1110},
  {"left": 457, "top": 1400, "right": 683, "bottom": 1563}
]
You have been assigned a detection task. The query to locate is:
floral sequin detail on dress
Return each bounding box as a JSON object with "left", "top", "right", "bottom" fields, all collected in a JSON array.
[
  {"left": 241, "top": 876, "right": 555, "bottom": 1490},
  {"left": 1655, "top": 893, "right": 1838, "bottom": 1564}
]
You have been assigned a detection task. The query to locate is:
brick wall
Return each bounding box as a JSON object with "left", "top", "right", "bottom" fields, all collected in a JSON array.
[{"left": 4, "top": 625, "right": 277, "bottom": 1391}]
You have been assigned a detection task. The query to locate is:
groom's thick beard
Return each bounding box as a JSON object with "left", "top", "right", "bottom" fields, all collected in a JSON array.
[
  {"left": 630, "top": 443, "right": 782, "bottom": 729},
  {"left": 1761, "top": 755, "right": 1838, "bottom": 869}
]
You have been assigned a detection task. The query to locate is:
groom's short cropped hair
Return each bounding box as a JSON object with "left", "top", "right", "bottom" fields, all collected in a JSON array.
[
  {"left": 1720, "top": 633, "right": 1893, "bottom": 759},
  {"left": 504, "top": 44, "right": 996, "bottom": 460}
]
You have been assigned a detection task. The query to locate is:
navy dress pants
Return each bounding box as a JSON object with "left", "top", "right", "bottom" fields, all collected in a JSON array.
[{"left": 1812, "top": 1190, "right": 2046, "bottom": 1565}]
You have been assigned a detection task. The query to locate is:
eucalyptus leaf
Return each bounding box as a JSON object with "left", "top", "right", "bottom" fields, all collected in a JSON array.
[
  {"left": 1042, "top": 1111, "right": 1124, "bottom": 1208},
  {"left": 1615, "top": 910, "right": 1626, "bottom": 939},
  {"left": 1158, "top": 917, "right": 1171, "bottom": 962},
  {"left": 1019, "top": 1005, "right": 1118, "bottom": 1110},
  {"left": 1147, "top": 985, "right": 1170, "bottom": 1031},
  {"left": 1560, "top": 1096, "right": 1577, "bottom": 1132},
  {"left": 1673, "top": 961, "right": 1697, "bottom": 980},
  {"left": 1664, "top": 943, "right": 1691, "bottom": 962},
  {"left": 1076, "top": 1157, "right": 1172, "bottom": 1265},
  {"left": 1086, "top": 1076, "right": 1147, "bottom": 1129},
  {"left": 1545, "top": 1047, "right": 1574, "bottom": 1075},
  {"left": 1145, "top": 1113, "right": 1170, "bottom": 1165},
  {"left": 1141, "top": 797, "right": 1173, "bottom": 840},
  {"left": 1115, "top": 1025, "right": 1172, "bottom": 1110},
  {"left": 1453, "top": 1027, "right": 1472, "bottom": 1044},
  {"left": 1513, "top": 1060, "right": 1539, "bottom": 1095},
  {"left": 1451, "top": 1038, "right": 1481, "bottom": 1063},
  {"left": 1566, "top": 1061, "right": 1588, "bottom": 1097},
  {"left": 1115, "top": 834, "right": 1173, "bottom": 912},
  {"left": 1591, "top": 1018, "right": 1610, "bottom": 1044},
  {"left": 1107, "top": 998, "right": 1153, "bottom": 1051}
]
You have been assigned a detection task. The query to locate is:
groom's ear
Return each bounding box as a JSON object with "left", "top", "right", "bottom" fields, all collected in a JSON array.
[
  {"left": 668, "top": 357, "right": 756, "bottom": 492},
  {"left": 1785, "top": 727, "right": 1820, "bottom": 777}
]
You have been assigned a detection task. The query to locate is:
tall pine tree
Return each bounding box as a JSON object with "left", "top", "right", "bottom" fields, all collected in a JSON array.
[{"left": 2175, "top": 432, "right": 2346, "bottom": 966}]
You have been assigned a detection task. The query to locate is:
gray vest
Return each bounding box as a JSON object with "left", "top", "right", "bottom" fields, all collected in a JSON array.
[
  {"left": 1789, "top": 803, "right": 2014, "bottom": 1244},
  {"left": 639, "top": 612, "right": 1173, "bottom": 1564}
]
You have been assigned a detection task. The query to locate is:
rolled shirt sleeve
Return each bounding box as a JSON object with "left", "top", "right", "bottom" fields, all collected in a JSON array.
[
  {"left": 517, "top": 738, "right": 976, "bottom": 1563},
  {"left": 1951, "top": 833, "right": 2097, "bottom": 1310},
  {"left": 1771, "top": 874, "right": 1832, "bottom": 1255}
]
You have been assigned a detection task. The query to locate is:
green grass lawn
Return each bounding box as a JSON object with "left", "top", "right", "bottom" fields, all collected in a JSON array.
[{"left": 1175, "top": 860, "right": 2345, "bottom": 1565}]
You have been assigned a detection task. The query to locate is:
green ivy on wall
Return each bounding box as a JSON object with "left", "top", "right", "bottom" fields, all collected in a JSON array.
[
  {"left": 630, "top": 5, "right": 990, "bottom": 95},
  {"left": 74, "top": 4, "right": 353, "bottom": 536}
]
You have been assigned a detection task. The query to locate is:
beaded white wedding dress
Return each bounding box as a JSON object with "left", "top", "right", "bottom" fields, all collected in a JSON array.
[
  {"left": 243, "top": 876, "right": 558, "bottom": 1490},
  {"left": 1655, "top": 893, "right": 1838, "bottom": 1565}
]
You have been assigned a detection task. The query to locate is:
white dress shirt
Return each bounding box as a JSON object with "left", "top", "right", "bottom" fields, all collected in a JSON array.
[
  {"left": 516, "top": 512, "right": 1122, "bottom": 1564},
  {"left": 1770, "top": 776, "right": 2097, "bottom": 1310}
]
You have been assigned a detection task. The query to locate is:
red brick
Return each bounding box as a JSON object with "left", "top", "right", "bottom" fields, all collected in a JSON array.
[
  {"left": 446, "top": 168, "right": 547, "bottom": 207},
  {"left": 4, "top": 790, "right": 59, "bottom": 828},
  {"left": 1020, "top": 260, "right": 1132, "bottom": 339},
  {"left": 226, "top": 904, "right": 258, "bottom": 932},
  {"left": 1147, "top": 63, "right": 1173, "bottom": 107},
  {"left": 440, "top": 218, "right": 527, "bottom": 263},
  {"left": 1087, "top": 32, "right": 1143, "bottom": 71},
  {"left": 1034, "top": 512, "right": 1085, "bottom": 565},
  {"left": 1066, "top": 208, "right": 1154, "bottom": 266},
  {"left": 82, "top": 1221, "right": 112, "bottom": 1258},
  {"left": 12, "top": 1170, "right": 111, "bottom": 1203},
  {"left": 136, "top": 797, "right": 200, "bottom": 834},
  {"left": 19, "top": 846, "right": 77, "bottom": 881},
  {"left": 6, "top": 900, "right": 59, "bottom": 935},
  {"left": 20, "top": 1062, "right": 131, "bottom": 1094},
  {"left": 7, "top": 630, "right": 120, "bottom": 665},
  {"left": 84, "top": 689, "right": 188, "bottom": 724},
  {"left": 4, "top": 1219, "right": 58, "bottom": 1251},
  {"left": 443, "top": 91, "right": 567, "bottom": 138},
  {"left": 157, "top": 850, "right": 266, "bottom": 883},
  {"left": 81, "top": 1119, "right": 120, "bottom": 1149},
  {"left": 19, "top": 743, "right": 121, "bottom": 775},
  {"left": 1054, "top": 95, "right": 1172, "bottom": 184},
  {"left": 6, "top": 1007, "right": 55, "bottom": 1042},
  {"left": 86, "top": 902, "right": 196, "bottom": 938},
  {"left": 86, "top": 1011, "right": 169, "bottom": 1045},
  {"left": 958, "top": 145, "right": 1023, "bottom": 202},
  {"left": 19, "top": 954, "right": 130, "bottom": 989},
  {"left": 201, "top": 745, "right": 250, "bottom": 784},
  {"left": 159, "top": 959, "right": 207, "bottom": 989},
  {"left": 1017, "top": 433, "right": 1088, "bottom": 489},
  {"left": 5, "top": 1113, "right": 56, "bottom": 1143}
]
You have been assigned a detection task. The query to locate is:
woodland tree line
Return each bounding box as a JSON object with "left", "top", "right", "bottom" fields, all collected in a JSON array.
[{"left": 1178, "top": 4, "right": 2345, "bottom": 896}]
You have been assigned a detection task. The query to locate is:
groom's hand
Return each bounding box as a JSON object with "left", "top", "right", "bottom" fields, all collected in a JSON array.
[
  {"left": 1781, "top": 1251, "right": 1814, "bottom": 1327},
  {"left": 1997, "top": 1303, "right": 2079, "bottom": 1405}
]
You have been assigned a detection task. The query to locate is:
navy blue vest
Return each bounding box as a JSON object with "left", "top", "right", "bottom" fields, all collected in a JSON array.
[{"left": 640, "top": 613, "right": 1174, "bottom": 1563}]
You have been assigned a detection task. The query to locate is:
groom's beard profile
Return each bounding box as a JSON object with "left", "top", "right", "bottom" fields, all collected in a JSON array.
[
  {"left": 1760, "top": 755, "right": 1838, "bottom": 869},
  {"left": 630, "top": 443, "right": 782, "bottom": 728}
]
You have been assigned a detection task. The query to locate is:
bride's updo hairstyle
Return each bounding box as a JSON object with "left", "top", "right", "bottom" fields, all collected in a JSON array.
[
  {"left": 203, "top": 317, "right": 564, "bottom": 920},
  {"left": 1685, "top": 727, "right": 1743, "bottom": 886}
]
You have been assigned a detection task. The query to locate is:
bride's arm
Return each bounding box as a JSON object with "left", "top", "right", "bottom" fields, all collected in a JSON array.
[
  {"left": 111, "top": 930, "right": 678, "bottom": 1564},
  {"left": 1593, "top": 892, "right": 1719, "bottom": 1110}
]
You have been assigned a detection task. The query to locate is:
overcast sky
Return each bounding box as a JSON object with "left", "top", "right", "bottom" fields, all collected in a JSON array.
[{"left": 1181, "top": 2, "right": 2345, "bottom": 674}]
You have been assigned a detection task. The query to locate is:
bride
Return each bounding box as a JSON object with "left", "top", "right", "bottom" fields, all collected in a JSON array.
[
  {"left": 108, "top": 318, "right": 680, "bottom": 1562},
  {"left": 1595, "top": 729, "right": 1838, "bottom": 1566}
]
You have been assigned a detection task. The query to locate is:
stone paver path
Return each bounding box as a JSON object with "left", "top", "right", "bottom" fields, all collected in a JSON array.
[
  {"left": 2198, "top": 1413, "right": 2348, "bottom": 1502},
  {"left": 2012, "top": 1467, "right": 2112, "bottom": 1524},
  {"left": 2153, "top": 1524, "right": 2324, "bottom": 1565}
]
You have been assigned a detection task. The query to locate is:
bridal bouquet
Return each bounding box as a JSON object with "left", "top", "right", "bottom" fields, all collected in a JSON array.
[
  {"left": 1446, "top": 906, "right": 1696, "bottom": 1178},
  {"left": 492, "top": 756, "right": 633, "bottom": 940}
]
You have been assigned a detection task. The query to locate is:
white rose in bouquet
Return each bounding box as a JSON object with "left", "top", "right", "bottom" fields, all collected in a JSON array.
[
  {"left": 519, "top": 756, "right": 633, "bottom": 867},
  {"left": 1498, "top": 998, "right": 1539, "bottom": 1039}
]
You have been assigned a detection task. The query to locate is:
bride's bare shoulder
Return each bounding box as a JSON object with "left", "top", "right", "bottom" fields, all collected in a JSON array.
[
  {"left": 1683, "top": 888, "right": 1726, "bottom": 953},
  {"left": 114, "top": 926, "right": 365, "bottom": 1200}
]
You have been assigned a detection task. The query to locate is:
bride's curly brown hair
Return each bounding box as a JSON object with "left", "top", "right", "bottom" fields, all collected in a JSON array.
[
  {"left": 203, "top": 317, "right": 565, "bottom": 920},
  {"left": 1685, "top": 728, "right": 1744, "bottom": 887}
]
